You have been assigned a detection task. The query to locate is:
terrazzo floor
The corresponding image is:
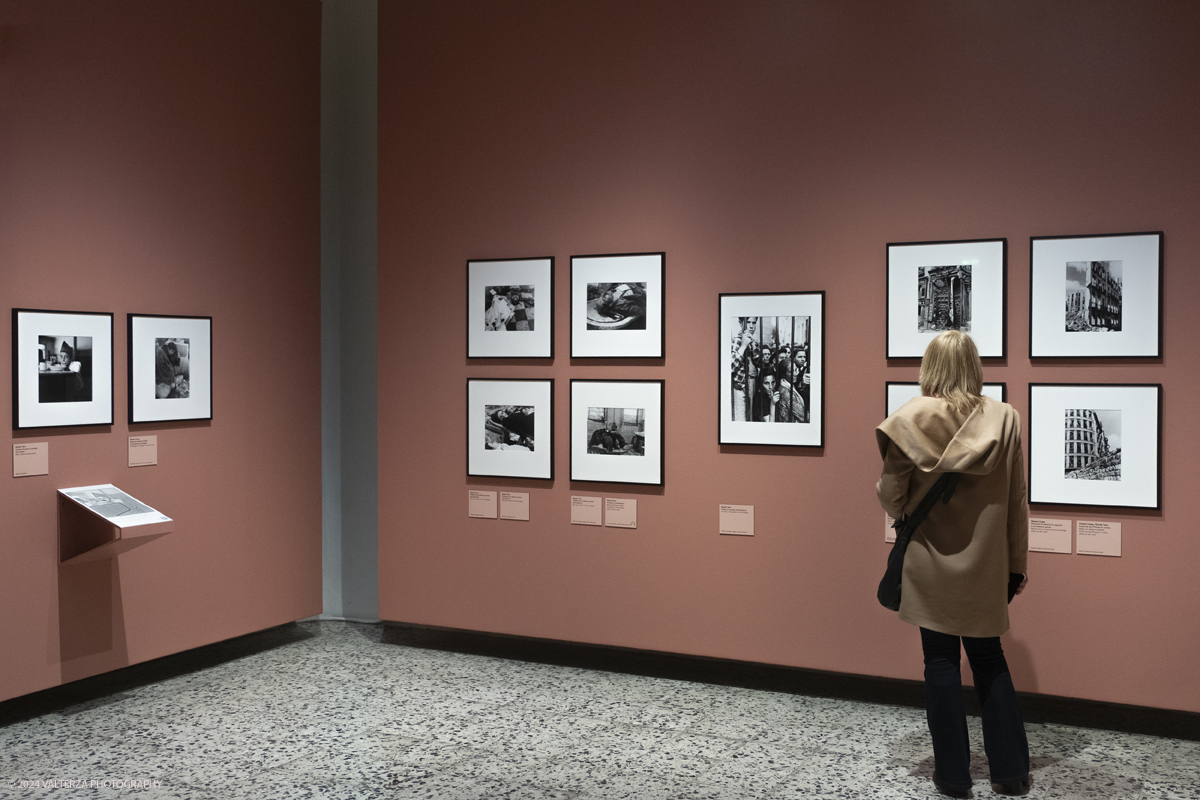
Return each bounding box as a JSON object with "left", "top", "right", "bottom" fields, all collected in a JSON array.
[{"left": 2, "top": 621, "right": 1196, "bottom": 800}]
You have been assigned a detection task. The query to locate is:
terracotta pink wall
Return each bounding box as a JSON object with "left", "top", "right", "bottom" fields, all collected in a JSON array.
[
  {"left": 378, "top": 1, "right": 1200, "bottom": 713},
  {"left": 0, "top": 0, "right": 322, "bottom": 702}
]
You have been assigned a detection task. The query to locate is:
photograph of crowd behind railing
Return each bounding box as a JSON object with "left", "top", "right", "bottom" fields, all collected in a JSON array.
[
  {"left": 483, "top": 285, "right": 535, "bottom": 331},
  {"left": 729, "top": 316, "right": 810, "bottom": 423},
  {"left": 484, "top": 405, "right": 535, "bottom": 451},
  {"left": 586, "top": 407, "right": 645, "bottom": 455}
]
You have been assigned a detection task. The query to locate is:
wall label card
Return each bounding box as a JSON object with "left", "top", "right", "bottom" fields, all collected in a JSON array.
[
  {"left": 604, "top": 497, "right": 637, "bottom": 528},
  {"left": 719, "top": 504, "right": 754, "bottom": 536},
  {"left": 885, "top": 513, "right": 896, "bottom": 543},
  {"left": 500, "top": 491, "right": 530, "bottom": 521},
  {"left": 1028, "top": 517, "right": 1073, "bottom": 554},
  {"left": 570, "top": 495, "right": 602, "bottom": 526},
  {"left": 1077, "top": 519, "right": 1121, "bottom": 557},
  {"left": 13, "top": 442, "right": 48, "bottom": 477},
  {"left": 468, "top": 490, "right": 498, "bottom": 519},
  {"left": 128, "top": 435, "right": 158, "bottom": 467}
]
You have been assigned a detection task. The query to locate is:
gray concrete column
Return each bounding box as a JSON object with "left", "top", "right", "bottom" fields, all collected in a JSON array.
[{"left": 321, "top": 0, "right": 378, "bottom": 622}]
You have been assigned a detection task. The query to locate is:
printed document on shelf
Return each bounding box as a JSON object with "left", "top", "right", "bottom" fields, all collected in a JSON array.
[{"left": 60, "top": 484, "right": 171, "bottom": 529}]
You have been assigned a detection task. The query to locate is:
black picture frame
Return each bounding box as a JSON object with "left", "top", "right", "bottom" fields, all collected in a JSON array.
[
  {"left": 570, "top": 379, "right": 664, "bottom": 485},
  {"left": 718, "top": 291, "right": 825, "bottom": 447},
  {"left": 570, "top": 252, "right": 665, "bottom": 358},
  {"left": 886, "top": 238, "right": 1007, "bottom": 359},
  {"left": 128, "top": 314, "right": 213, "bottom": 424},
  {"left": 1028, "top": 231, "right": 1163, "bottom": 359},
  {"left": 467, "top": 378, "right": 554, "bottom": 480},
  {"left": 13, "top": 308, "right": 114, "bottom": 430},
  {"left": 467, "top": 257, "right": 554, "bottom": 359},
  {"left": 1027, "top": 383, "right": 1162, "bottom": 510}
]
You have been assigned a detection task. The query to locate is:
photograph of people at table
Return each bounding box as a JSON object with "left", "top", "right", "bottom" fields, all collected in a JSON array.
[
  {"left": 36, "top": 335, "right": 92, "bottom": 403},
  {"left": 586, "top": 407, "right": 645, "bottom": 455},
  {"left": 729, "top": 315, "right": 809, "bottom": 423},
  {"left": 484, "top": 405, "right": 535, "bottom": 451},
  {"left": 155, "top": 337, "right": 190, "bottom": 399}
]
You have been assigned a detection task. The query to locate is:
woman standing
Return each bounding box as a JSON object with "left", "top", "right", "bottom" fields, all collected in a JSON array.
[{"left": 876, "top": 330, "right": 1031, "bottom": 798}]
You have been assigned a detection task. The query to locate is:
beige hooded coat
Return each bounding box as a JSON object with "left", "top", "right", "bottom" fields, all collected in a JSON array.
[{"left": 876, "top": 395, "right": 1028, "bottom": 638}]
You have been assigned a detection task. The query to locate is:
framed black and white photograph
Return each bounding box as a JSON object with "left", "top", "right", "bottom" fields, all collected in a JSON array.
[
  {"left": 13, "top": 308, "right": 113, "bottom": 430},
  {"left": 128, "top": 314, "right": 212, "bottom": 424},
  {"left": 467, "top": 257, "right": 553, "bottom": 358},
  {"left": 1028, "top": 384, "right": 1161, "bottom": 510},
  {"left": 885, "top": 381, "right": 1006, "bottom": 417},
  {"left": 570, "top": 379, "right": 663, "bottom": 485},
  {"left": 1029, "top": 232, "right": 1162, "bottom": 358},
  {"left": 570, "top": 252, "right": 664, "bottom": 358},
  {"left": 718, "top": 292, "right": 824, "bottom": 447},
  {"left": 467, "top": 379, "right": 553, "bottom": 480},
  {"left": 886, "top": 238, "right": 1006, "bottom": 358}
]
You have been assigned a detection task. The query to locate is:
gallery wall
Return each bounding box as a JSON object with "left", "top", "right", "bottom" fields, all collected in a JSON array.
[
  {"left": 378, "top": 0, "right": 1200, "bottom": 714},
  {"left": 0, "top": 0, "right": 322, "bottom": 703}
]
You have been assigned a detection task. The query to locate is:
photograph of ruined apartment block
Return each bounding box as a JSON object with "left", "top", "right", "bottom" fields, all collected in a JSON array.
[
  {"left": 1066, "top": 260, "right": 1122, "bottom": 332},
  {"left": 1064, "top": 408, "right": 1121, "bottom": 481}
]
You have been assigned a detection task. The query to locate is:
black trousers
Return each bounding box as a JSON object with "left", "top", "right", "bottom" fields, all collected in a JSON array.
[{"left": 920, "top": 627, "right": 1030, "bottom": 789}]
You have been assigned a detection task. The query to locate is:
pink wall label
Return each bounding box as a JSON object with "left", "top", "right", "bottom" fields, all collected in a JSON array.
[
  {"left": 570, "top": 496, "right": 602, "bottom": 526},
  {"left": 468, "top": 490, "right": 498, "bottom": 519},
  {"left": 500, "top": 491, "right": 529, "bottom": 521},
  {"left": 13, "top": 443, "right": 48, "bottom": 478},
  {"left": 1029, "top": 518, "right": 1073, "bottom": 554},
  {"left": 604, "top": 498, "right": 637, "bottom": 529},
  {"left": 1077, "top": 520, "right": 1121, "bottom": 557},
  {"left": 719, "top": 504, "right": 754, "bottom": 536},
  {"left": 128, "top": 436, "right": 158, "bottom": 468}
]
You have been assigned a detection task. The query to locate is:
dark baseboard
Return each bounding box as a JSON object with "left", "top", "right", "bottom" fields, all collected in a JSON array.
[
  {"left": 382, "top": 620, "right": 1200, "bottom": 742},
  {"left": 0, "top": 622, "right": 314, "bottom": 728},
  {"left": 5, "top": 619, "right": 1195, "bottom": 744}
]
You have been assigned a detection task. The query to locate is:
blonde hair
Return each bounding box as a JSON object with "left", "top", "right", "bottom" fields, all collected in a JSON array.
[{"left": 919, "top": 330, "right": 983, "bottom": 415}]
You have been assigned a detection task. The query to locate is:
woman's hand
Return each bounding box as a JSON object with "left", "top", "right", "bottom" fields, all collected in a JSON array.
[{"left": 1015, "top": 574, "right": 1028, "bottom": 595}]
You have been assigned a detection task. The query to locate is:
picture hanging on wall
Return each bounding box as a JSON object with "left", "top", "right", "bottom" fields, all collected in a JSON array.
[
  {"left": 128, "top": 314, "right": 213, "bottom": 424},
  {"left": 886, "top": 238, "right": 1007, "bottom": 358},
  {"left": 1029, "top": 232, "right": 1162, "bottom": 358},
  {"left": 467, "top": 257, "right": 554, "bottom": 359},
  {"left": 718, "top": 292, "right": 825, "bottom": 447},
  {"left": 570, "top": 252, "right": 664, "bottom": 358},
  {"left": 570, "top": 379, "right": 663, "bottom": 485},
  {"left": 1028, "top": 383, "right": 1161, "bottom": 510},
  {"left": 13, "top": 308, "right": 114, "bottom": 430},
  {"left": 467, "top": 378, "right": 553, "bottom": 480},
  {"left": 885, "top": 381, "right": 1006, "bottom": 417}
]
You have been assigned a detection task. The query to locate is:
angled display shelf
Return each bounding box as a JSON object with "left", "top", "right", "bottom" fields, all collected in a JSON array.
[{"left": 58, "top": 484, "right": 173, "bottom": 565}]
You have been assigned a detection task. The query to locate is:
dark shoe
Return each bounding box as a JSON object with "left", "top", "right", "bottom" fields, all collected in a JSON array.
[
  {"left": 992, "top": 775, "right": 1031, "bottom": 795},
  {"left": 932, "top": 772, "right": 972, "bottom": 798}
]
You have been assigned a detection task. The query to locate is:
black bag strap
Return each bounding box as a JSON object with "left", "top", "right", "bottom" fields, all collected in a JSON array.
[
  {"left": 894, "top": 471, "right": 961, "bottom": 540},
  {"left": 878, "top": 471, "right": 962, "bottom": 611}
]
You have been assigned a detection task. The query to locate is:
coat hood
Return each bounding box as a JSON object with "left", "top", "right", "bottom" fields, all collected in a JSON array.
[{"left": 876, "top": 396, "right": 1018, "bottom": 475}]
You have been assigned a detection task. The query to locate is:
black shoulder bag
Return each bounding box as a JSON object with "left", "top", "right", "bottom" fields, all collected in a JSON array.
[{"left": 877, "top": 472, "right": 961, "bottom": 612}]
